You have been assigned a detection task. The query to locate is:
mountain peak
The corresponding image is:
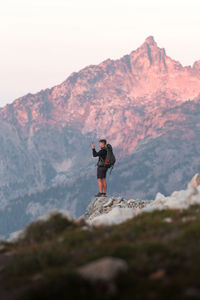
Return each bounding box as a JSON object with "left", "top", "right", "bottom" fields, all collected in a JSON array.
[
  {"left": 144, "top": 36, "right": 157, "bottom": 46},
  {"left": 193, "top": 60, "right": 200, "bottom": 70},
  {"left": 131, "top": 35, "right": 166, "bottom": 69}
]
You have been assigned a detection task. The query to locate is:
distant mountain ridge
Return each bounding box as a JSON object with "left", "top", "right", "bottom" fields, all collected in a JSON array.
[
  {"left": 0, "top": 36, "right": 200, "bottom": 238},
  {"left": 1, "top": 36, "right": 200, "bottom": 134}
]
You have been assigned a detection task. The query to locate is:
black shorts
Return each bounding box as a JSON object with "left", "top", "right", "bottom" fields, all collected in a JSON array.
[{"left": 97, "top": 166, "right": 108, "bottom": 179}]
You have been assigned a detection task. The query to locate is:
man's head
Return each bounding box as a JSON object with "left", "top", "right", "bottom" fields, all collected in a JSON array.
[{"left": 99, "top": 139, "right": 107, "bottom": 148}]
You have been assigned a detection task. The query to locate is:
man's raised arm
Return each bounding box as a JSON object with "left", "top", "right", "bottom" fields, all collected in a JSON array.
[{"left": 91, "top": 144, "right": 101, "bottom": 157}]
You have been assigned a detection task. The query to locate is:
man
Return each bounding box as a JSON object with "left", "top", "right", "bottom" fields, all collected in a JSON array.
[{"left": 91, "top": 139, "right": 108, "bottom": 197}]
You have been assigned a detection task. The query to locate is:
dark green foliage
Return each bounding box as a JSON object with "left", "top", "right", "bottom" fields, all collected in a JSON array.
[
  {"left": 19, "top": 213, "right": 75, "bottom": 244},
  {"left": 3, "top": 205, "right": 200, "bottom": 299}
]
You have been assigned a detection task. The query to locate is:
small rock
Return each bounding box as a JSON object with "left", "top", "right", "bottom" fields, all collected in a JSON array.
[
  {"left": 4, "top": 251, "right": 15, "bottom": 256},
  {"left": 78, "top": 257, "right": 128, "bottom": 281},
  {"left": 0, "top": 245, "right": 5, "bottom": 252},
  {"left": 118, "top": 197, "right": 124, "bottom": 202},
  {"left": 32, "top": 273, "right": 45, "bottom": 281},
  {"left": 103, "top": 198, "right": 114, "bottom": 208},
  {"left": 163, "top": 217, "right": 172, "bottom": 223},
  {"left": 188, "top": 173, "right": 200, "bottom": 188},
  {"left": 57, "top": 236, "right": 64, "bottom": 243},
  {"left": 149, "top": 269, "right": 165, "bottom": 280},
  {"left": 74, "top": 216, "right": 86, "bottom": 226},
  {"left": 81, "top": 225, "right": 92, "bottom": 231},
  {"left": 182, "top": 216, "right": 196, "bottom": 222},
  {"left": 127, "top": 199, "right": 135, "bottom": 204},
  {"left": 184, "top": 287, "right": 200, "bottom": 297}
]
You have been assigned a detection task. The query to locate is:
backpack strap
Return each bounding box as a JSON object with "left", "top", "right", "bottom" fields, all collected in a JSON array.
[{"left": 109, "top": 165, "right": 114, "bottom": 174}]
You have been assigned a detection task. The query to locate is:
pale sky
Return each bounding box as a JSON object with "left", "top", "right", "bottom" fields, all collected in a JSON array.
[{"left": 0, "top": 0, "right": 200, "bottom": 106}]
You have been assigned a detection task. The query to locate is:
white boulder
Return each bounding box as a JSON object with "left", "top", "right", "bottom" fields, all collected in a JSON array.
[
  {"left": 78, "top": 256, "right": 128, "bottom": 281},
  {"left": 88, "top": 207, "right": 137, "bottom": 226}
]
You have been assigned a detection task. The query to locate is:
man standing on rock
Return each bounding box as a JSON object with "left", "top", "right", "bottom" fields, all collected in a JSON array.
[{"left": 91, "top": 139, "right": 108, "bottom": 197}]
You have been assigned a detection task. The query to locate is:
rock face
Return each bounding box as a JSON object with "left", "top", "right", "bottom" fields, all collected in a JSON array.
[
  {"left": 1, "top": 36, "right": 200, "bottom": 238},
  {"left": 84, "top": 174, "right": 200, "bottom": 226},
  {"left": 84, "top": 196, "right": 152, "bottom": 225}
]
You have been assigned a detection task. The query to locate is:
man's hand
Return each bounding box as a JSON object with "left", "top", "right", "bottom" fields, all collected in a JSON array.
[{"left": 91, "top": 144, "right": 95, "bottom": 149}]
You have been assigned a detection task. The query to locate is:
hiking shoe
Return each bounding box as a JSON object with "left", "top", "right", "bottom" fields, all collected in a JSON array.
[
  {"left": 102, "top": 193, "right": 107, "bottom": 197},
  {"left": 95, "top": 192, "right": 103, "bottom": 197}
]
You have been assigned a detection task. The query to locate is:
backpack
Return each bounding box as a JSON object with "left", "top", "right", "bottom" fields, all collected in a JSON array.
[{"left": 104, "top": 144, "right": 116, "bottom": 171}]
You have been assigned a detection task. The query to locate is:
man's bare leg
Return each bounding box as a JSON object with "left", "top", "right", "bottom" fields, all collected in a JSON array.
[
  {"left": 102, "top": 178, "right": 107, "bottom": 194},
  {"left": 97, "top": 178, "right": 103, "bottom": 193}
]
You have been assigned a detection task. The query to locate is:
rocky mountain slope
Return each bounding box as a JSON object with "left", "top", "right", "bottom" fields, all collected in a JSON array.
[{"left": 0, "top": 36, "right": 200, "bottom": 238}]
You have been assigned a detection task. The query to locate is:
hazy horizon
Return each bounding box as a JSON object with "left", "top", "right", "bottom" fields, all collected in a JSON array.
[{"left": 1, "top": 0, "right": 200, "bottom": 107}]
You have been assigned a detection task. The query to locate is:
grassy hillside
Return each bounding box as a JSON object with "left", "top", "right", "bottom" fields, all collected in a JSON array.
[{"left": 1, "top": 205, "right": 200, "bottom": 299}]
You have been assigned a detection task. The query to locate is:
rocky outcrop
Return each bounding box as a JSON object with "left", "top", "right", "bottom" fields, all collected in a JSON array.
[
  {"left": 84, "top": 174, "right": 200, "bottom": 226},
  {"left": 145, "top": 173, "right": 200, "bottom": 211},
  {"left": 84, "top": 196, "right": 152, "bottom": 225}
]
